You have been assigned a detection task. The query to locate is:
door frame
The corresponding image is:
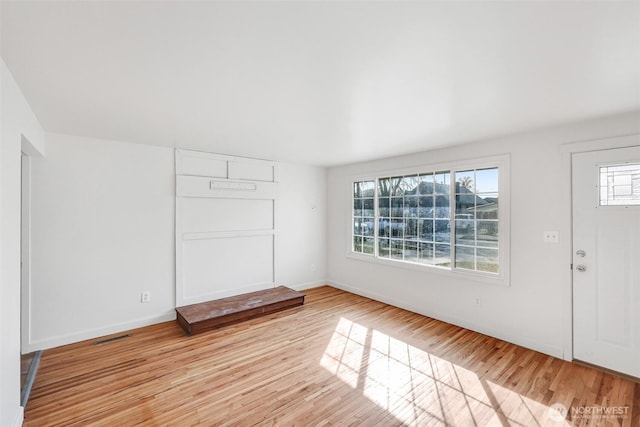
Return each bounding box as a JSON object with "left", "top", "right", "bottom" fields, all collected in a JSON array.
[
  {"left": 20, "top": 152, "right": 31, "bottom": 354},
  {"left": 561, "top": 133, "right": 640, "bottom": 362},
  {"left": 20, "top": 134, "right": 42, "bottom": 354}
]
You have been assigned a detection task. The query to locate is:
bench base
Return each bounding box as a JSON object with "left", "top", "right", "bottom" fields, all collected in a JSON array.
[{"left": 175, "top": 286, "right": 305, "bottom": 335}]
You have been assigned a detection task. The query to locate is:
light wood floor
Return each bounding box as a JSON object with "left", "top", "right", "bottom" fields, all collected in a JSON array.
[{"left": 25, "top": 286, "right": 639, "bottom": 426}]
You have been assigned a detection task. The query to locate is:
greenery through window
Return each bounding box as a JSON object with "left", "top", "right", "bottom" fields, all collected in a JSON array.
[{"left": 352, "top": 167, "right": 500, "bottom": 274}]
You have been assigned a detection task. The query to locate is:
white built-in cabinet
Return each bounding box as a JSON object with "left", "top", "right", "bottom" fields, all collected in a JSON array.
[{"left": 175, "top": 149, "right": 277, "bottom": 307}]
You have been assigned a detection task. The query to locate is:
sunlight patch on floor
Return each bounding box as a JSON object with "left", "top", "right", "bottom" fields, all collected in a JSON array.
[
  {"left": 320, "top": 317, "right": 571, "bottom": 426},
  {"left": 320, "top": 317, "right": 367, "bottom": 388}
]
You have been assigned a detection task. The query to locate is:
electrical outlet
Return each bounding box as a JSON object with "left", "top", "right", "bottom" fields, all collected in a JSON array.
[
  {"left": 543, "top": 231, "right": 559, "bottom": 243},
  {"left": 311, "top": 264, "right": 317, "bottom": 272},
  {"left": 475, "top": 297, "right": 482, "bottom": 307},
  {"left": 141, "top": 291, "right": 151, "bottom": 303}
]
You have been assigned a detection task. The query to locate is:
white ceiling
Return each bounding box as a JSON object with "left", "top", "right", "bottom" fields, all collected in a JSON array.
[{"left": 2, "top": 1, "right": 639, "bottom": 167}]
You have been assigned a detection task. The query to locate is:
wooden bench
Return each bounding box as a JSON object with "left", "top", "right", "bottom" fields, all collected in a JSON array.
[{"left": 175, "top": 286, "right": 305, "bottom": 335}]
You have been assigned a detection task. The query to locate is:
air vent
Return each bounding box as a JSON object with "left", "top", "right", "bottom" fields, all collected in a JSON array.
[{"left": 93, "top": 334, "right": 131, "bottom": 345}]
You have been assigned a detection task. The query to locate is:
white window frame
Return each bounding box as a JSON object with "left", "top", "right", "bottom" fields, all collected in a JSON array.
[{"left": 348, "top": 154, "right": 511, "bottom": 286}]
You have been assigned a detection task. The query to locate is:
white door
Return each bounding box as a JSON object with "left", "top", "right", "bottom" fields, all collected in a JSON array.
[{"left": 572, "top": 145, "right": 640, "bottom": 378}]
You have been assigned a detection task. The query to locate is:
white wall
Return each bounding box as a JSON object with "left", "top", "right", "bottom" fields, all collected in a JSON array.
[
  {"left": 28, "top": 134, "right": 176, "bottom": 351},
  {"left": 28, "top": 135, "right": 327, "bottom": 351},
  {"left": 327, "top": 110, "right": 640, "bottom": 360},
  {"left": 1, "top": 59, "right": 45, "bottom": 427},
  {"left": 276, "top": 162, "right": 327, "bottom": 289}
]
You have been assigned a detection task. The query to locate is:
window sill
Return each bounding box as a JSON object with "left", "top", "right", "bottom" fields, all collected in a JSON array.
[{"left": 346, "top": 251, "right": 510, "bottom": 287}]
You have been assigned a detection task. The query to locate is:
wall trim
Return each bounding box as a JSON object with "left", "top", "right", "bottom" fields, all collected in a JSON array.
[
  {"left": 25, "top": 312, "right": 176, "bottom": 353},
  {"left": 175, "top": 148, "right": 278, "bottom": 307},
  {"left": 326, "top": 279, "right": 565, "bottom": 360},
  {"left": 288, "top": 280, "right": 327, "bottom": 291},
  {"left": 24, "top": 280, "right": 328, "bottom": 353},
  {"left": 12, "top": 406, "right": 24, "bottom": 427},
  {"left": 560, "top": 132, "right": 640, "bottom": 154}
]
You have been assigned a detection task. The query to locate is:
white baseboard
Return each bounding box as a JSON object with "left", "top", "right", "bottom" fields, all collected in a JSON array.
[
  {"left": 13, "top": 405, "right": 24, "bottom": 427},
  {"left": 287, "top": 280, "right": 327, "bottom": 291},
  {"left": 327, "top": 279, "right": 565, "bottom": 360},
  {"left": 25, "top": 283, "right": 330, "bottom": 352},
  {"left": 24, "top": 312, "right": 177, "bottom": 352}
]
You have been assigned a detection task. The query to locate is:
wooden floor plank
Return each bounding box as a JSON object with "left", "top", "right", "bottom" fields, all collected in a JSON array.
[{"left": 24, "top": 286, "right": 638, "bottom": 426}]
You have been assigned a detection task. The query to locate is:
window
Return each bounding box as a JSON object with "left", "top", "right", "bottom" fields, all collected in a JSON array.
[
  {"left": 454, "top": 168, "right": 499, "bottom": 273},
  {"left": 376, "top": 172, "right": 451, "bottom": 267},
  {"left": 351, "top": 158, "right": 507, "bottom": 279},
  {"left": 599, "top": 163, "right": 640, "bottom": 206},
  {"left": 353, "top": 181, "right": 375, "bottom": 254}
]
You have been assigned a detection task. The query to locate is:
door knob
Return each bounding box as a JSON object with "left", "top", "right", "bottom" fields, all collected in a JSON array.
[
  {"left": 576, "top": 265, "right": 587, "bottom": 272},
  {"left": 576, "top": 250, "right": 586, "bottom": 257}
]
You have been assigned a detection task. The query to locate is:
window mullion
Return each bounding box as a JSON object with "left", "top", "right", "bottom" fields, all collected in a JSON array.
[
  {"left": 374, "top": 178, "right": 379, "bottom": 257},
  {"left": 450, "top": 170, "right": 456, "bottom": 271}
]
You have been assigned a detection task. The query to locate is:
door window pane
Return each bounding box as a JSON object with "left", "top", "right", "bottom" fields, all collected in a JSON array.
[{"left": 600, "top": 163, "right": 640, "bottom": 206}]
